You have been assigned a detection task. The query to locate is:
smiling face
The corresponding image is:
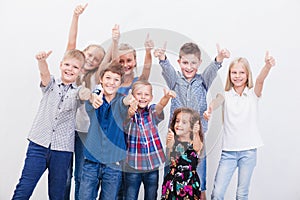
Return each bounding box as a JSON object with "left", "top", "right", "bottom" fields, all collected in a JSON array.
[
  {"left": 174, "top": 112, "right": 193, "bottom": 141},
  {"left": 60, "top": 58, "right": 83, "bottom": 85},
  {"left": 230, "top": 62, "right": 248, "bottom": 90},
  {"left": 178, "top": 54, "right": 201, "bottom": 81},
  {"left": 100, "top": 71, "right": 122, "bottom": 99},
  {"left": 132, "top": 83, "right": 153, "bottom": 109},
  {"left": 119, "top": 52, "right": 136, "bottom": 76},
  {"left": 83, "top": 45, "right": 105, "bottom": 71}
]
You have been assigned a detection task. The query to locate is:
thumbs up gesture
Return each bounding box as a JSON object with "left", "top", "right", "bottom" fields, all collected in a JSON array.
[
  {"left": 203, "top": 105, "right": 213, "bottom": 121},
  {"left": 35, "top": 51, "right": 52, "bottom": 61},
  {"left": 265, "top": 51, "right": 276, "bottom": 68},
  {"left": 123, "top": 89, "right": 136, "bottom": 106},
  {"left": 74, "top": 3, "right": 88, "bottom": 17},
  {"left": 79, "top": 81, "right": 92, "bottom": 101},
  {"left": 90, "top": 89, "right": 103, "bottom": 109}
]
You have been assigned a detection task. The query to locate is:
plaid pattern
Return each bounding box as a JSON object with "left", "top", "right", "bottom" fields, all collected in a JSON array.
[{"left": 125, "top": 104, "right": 166, "bottom": 170}]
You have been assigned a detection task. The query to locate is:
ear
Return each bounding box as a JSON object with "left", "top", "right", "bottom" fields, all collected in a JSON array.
[{"left": 177, "top": 59, "right": 181, "bottom": 64}]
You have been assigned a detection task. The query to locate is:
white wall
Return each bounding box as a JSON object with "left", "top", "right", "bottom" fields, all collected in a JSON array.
[{"left": 1, "top": 0, "right": 299, "bottom": 199}]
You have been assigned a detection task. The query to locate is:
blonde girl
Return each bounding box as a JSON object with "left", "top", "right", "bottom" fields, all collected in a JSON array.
[{"left": 204, "top": 52, "right": 276, "bottom": 200}]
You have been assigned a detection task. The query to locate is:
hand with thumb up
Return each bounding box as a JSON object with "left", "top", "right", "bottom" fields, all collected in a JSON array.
[{"left": 79, "top": 81, "right": 92, "bottom": 101}]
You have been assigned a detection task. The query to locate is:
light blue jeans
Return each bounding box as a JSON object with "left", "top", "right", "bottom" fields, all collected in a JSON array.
[
  {"left": 79, "top": 159, "right": 122, "bottom": 200},
  {"left": 211, "top": 149, "right": 257, "bottom": 200}
]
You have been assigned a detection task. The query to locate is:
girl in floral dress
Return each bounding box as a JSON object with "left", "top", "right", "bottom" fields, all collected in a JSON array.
[{"left": 162, "top": 107, "right": 204, "bottom": 200}]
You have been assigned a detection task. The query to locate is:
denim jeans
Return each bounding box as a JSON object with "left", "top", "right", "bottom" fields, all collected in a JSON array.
[
  {"left": 79, "top": 159, "right": 122, "bottom": 200},
  {"left": 211, "top": 149, "right": 257, "bottom": 200},
  {"left": 124, "top": 167, "right": 159, "bottom": 200},
  {"left": 196, "top": 146, "right": 207, "bottom": 191},
  {"left": 64, "top": 131, "right": 86, "bottom": 200},
  {"left": 12, "top": 141, "right": 72, "bottom": 200}
]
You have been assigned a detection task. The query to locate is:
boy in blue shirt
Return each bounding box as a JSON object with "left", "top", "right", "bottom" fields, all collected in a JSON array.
[
  {"left": 79, "top": 62, "right": 134, "bottom": 200},
  {"left": 154, "top": 42, "right": 230, "bottom": 199}
]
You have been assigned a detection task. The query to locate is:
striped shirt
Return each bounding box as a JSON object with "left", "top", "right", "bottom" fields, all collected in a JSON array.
[
  {"left": 160, "top": 59, "right": 222, "bottom": 133},
  {"left": 28, "top": 76, "right": 81, "bottom": 152},
  {"left": 124, "top": 104, "right": 166, "bottom": 170}
]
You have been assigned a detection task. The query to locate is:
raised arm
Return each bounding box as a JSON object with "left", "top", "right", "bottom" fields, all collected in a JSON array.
[
  {"left": 66, "top": 4, "right": 88, "bottom": 50},
  {"left": 203, "top": 93, "right": 224, "bottom": 121},
  {"left": 192, "top": 121, "right": 203, "bottom": 154},
  {"left": 155, "top": 89, "right": 176, "bottom": 115},
  {"left": 139, "top": 34, "right": 154, "bottom": 81},
  {"left": 35, "top": 51, "right": 52, "bottom": 86},
  {"left": 96, "top": 24, "right": 120, "bottom": 82},
  {"left": 254, "top": 51, "right": 276, "bottom": 97}
]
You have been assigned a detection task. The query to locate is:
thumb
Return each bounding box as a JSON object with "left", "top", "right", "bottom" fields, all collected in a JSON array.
[
  {"left": 216, "top": 43, "right": 220, "bottom": 53},
  {"left": 81, "top": 81, "right": 86, "bottom": 88},
  {"left": 46, "top": 50, "right": 52, "bottom": 57},
  {"left": 265, "top": 50, "right": 270, "bottom": 59},
  {"left": 83, "top": 3, "right": 88, "bottom": 9}
]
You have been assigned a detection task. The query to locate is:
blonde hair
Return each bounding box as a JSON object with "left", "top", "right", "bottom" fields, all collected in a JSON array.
[
  {"left": 62, "top": 49, "right": 85, "bottom": 68},
  {"left": 118, "top": 43, "right": 136, "bottom": 60},
  {"left": 131, "top": 80, "right": 153, "bottom": 95},
  {"left": 225, "top": 57, "right": 254, "bottom": 91},
  {"left": 78, "top": 45, "right": 105, "bottom": 89}
]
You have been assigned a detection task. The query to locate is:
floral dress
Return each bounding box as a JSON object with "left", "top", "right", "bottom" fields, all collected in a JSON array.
[{"left": 161, "top": 140, "right": 201, "bottom": 200}]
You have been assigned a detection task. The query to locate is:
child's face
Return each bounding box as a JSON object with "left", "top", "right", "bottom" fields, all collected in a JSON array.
[
  {"left": 177, "top": 54, "right": 201, "bottom": 81},
  {"left": 60, "top": 58, "right": 82, "bottom": 85},
  {"left": 230, "top": 63, "right": 248, "bottom": 88},
  {"left": 174, "top": 112, "right": 192, "bottom": 138},
  {"left": 132, "top": 84, "right": 153, "bottom": 109},
  {"left": 100, "top": 71, "right": 122, "bottom": 97},
  {"left": 84, "top": 46, "right": 104, "bottom": 71},
  {"left": 119, "top": 52, "right": 136, "bottom": 76}
]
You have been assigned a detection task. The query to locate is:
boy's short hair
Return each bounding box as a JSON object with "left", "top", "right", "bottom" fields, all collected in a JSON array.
[
  {"left": 179, "top": 42, "right": 201, "bottom": 60},
  {"left": 100, "top": 61, "right": 125, "bottom": 83},
  {"left": 63, "top": 49, "right": 86, "bottom": 68},
  {"left": 131, "top": 80, "right": 153, "bottom": 95}
]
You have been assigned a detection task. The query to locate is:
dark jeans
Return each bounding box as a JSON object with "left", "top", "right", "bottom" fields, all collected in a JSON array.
[{"left": 12, "top": 141, "right": 72, "bottom": 200}]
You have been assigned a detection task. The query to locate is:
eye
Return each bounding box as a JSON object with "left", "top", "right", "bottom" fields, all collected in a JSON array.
[{"left": 182, "top": 61, "right": 188, "bottom": 65}]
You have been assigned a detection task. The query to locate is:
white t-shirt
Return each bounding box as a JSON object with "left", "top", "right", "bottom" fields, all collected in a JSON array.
[{"left": 221, "top": 87, "right": 264, "bottom": 151}]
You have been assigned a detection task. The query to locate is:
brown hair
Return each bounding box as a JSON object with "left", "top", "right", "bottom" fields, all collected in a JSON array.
[
  {"left": 179, "top": 42, "right": 201, "bottom": 61},
  {"left": 99, "top": 61, "right": 125, "bottom": 83},
  {"left": 170, "top": 107, "right": 204, "bottom": 142}
]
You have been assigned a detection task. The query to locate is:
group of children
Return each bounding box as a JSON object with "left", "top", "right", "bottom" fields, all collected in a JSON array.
[{"left": 12, "top": 4, "right": 276, "bottom": 200}]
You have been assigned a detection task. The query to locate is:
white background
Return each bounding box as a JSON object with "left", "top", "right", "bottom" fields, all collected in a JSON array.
[{"left": 1, "top": 0, "right": 299, "bottom": 199}]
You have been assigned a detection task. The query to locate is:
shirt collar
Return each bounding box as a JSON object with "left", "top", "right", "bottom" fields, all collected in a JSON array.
[
  {"left": 230, "top": 87, "right": 250, "bottom": 97},
  {"left": 57, "top": 78, "right": 77, "bottom": 89}
]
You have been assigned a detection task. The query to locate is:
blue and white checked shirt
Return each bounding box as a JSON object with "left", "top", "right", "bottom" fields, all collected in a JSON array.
[
  {"left": 28, "top": 76, "right": 81, "bottom": 152},
  {"left": 159, "top": 59, "right": 222, "bottom": 133}
]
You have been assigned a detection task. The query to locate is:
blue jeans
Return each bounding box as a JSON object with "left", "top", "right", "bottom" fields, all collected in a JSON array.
[
  {"left": 79, "top": 159, "right": 122, "bottom": 200},
  {"left": 64, "top": 131, "right": 86, "bottom": 200},
  {"left": 12, "top": 141, "right": 72, "bottom": 200},
  {"left": 124, "top": 167, "right": 159, "bottom": 200},
  {"left": 196, "top": 146, "right": 207, "bottom": 191},
  {"left": 211, "top": 149, "right": 257, "bottom": 200}
]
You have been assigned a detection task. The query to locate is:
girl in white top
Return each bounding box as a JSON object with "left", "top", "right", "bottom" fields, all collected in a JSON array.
[{"left": 204, "top": 52, "right": 276, "bottom": 200}]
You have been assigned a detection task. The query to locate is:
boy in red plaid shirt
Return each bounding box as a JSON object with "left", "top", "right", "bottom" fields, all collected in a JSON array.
[{"left": 123, "top": 80, "right": 175, "bottom": 200}]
